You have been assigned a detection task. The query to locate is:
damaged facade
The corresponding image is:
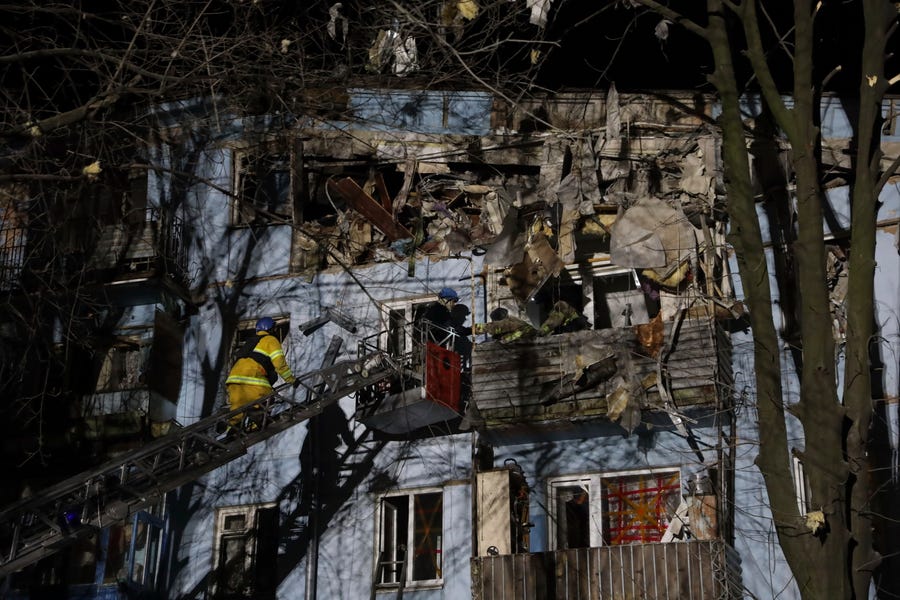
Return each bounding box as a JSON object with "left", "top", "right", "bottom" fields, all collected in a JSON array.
[{"left": 1, "top": 85, "right": 898, "bottom": 600}]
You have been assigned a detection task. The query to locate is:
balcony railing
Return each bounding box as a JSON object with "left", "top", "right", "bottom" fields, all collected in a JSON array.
[
  {"left": 471, "top": 540, "right": 742, "bottom": 600},
  {"left": 0, "top": 225, "right": 26, "bottom": 291},
  {"left": 64, "top": 207, "right": 187, "bottom": 284}
]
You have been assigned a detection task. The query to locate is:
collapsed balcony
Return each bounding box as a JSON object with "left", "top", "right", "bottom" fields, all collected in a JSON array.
[{"left": 470, "top": 312, "right": 732, "bottom": 438}]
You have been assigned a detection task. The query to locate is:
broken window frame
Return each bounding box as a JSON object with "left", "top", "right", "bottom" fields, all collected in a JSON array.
[
  {"left": 231, "top": 142, "right": 293, "bottom": 227},
  {"left": 547, "top": 468, "right": 681, "bottom": 550},
  {"left": 378, "top": 296, "right": 433, "bottom": 360},
  {"left": 585, "top": 266, "right": 655, "bottom": 329},
  {"left": 374, "top": 488, "right": 444, "bottom": 588},
  {"left": 126, "top": 501, "right": 167, "bottom": 590},
  {"left": 488, "top": 260, "right": 658, "bottom": 333},
  {"left": 95, "top": 335, "right": 150, "bottom": 393},
  {"left": 211, "top": 502, "right": 278, "bottom": 599},
  {"left": 9, "top": 497, "right": 169, "bottom": 593},
  {"left": 547, "top": 475, "right": 603, "bottom": 550}
]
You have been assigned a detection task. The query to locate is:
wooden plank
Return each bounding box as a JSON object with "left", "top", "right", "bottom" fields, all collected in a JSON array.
[
  {"left": 472, "top": 542, "right": 736, "bottom": 600},
  {"left": 470, "top": 318, "right": 728, "bottom": 426},
  {"left": 373, "top": 171, "right": 393, "bottom": 212},
  {"left": 326, "top": 177, "right": 412, "bottom": 241}
]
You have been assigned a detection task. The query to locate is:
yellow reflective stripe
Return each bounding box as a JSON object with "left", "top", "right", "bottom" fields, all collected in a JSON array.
[{"left": 225, "top": 375, "right": 272, "bottom": 387}]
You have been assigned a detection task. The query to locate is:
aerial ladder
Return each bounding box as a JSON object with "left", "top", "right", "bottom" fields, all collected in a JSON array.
[{"left": 0, "top": 348, "right": 399, "bottom": 578}]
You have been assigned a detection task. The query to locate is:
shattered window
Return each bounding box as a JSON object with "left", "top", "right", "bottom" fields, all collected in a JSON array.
[
  {"left": 129, "top": 513, "right": 164, "bottom": 588},
  {"left": 591, "top": 269, "right": 655, "bottom": 329},
  {"left": 212, "top": 503, "right": 278, "bottom": 599},
  {"left": 232, "top": 146, "right": 292, "bottom": 226},
  {"left": 548, "top": 477, "right": 599, "bottom": 550},
  {"left": 553, "top": 483, "right": 591, "bottom": 549},
  {"left": 65, "top": 531, "right": 100, "bottom": 584},
  {"left": 376, "top": 490, "right": 443, "bottom": 587},
  {"left": 96, "top": 338, "right": 149, "bottom": 392}
]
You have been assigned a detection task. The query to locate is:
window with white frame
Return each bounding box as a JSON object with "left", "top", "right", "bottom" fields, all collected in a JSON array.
[
  {"left": 379, "top": 297, "right": 433, "bottom": 359},
  {"left": 212, "top": 503, "right": 278, "bottom": 599},
  {"left": 375, "top": 489, "right": 443, "bottom": 587},
  {"left": 792, "top": 456, "right": 812, "bottom": 514},
  {"left": 548, "top": 469, "right": 681, "bottom": 549}
]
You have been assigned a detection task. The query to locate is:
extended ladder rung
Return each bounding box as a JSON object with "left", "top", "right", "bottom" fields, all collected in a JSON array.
[{"left": 0, "top": 351, "right": 397, "bottom": 577}]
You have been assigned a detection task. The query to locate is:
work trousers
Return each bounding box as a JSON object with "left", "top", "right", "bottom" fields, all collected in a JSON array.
[{"left": 226, "top": 382, "right": 271, "bottom": 427}]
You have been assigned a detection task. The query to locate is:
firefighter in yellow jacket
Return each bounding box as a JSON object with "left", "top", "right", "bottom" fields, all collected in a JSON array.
[{"left": 226, "top": 317, "right": 296, "bottom": 425}]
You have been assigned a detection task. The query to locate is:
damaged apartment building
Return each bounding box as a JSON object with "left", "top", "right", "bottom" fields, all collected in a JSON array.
[{"left": 2, "top": 85, "right": 896, "bottom": 600}]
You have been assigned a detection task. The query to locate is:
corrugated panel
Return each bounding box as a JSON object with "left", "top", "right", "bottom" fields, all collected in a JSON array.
[
  {"left": 471, "top": 540, "right": 742, "bottom": 600},
  {"left": 471, "top": 318, "right": 727, "bottom": 429}
]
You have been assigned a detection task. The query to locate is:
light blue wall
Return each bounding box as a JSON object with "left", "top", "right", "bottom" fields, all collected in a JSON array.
[
  {"left": 348, "top": 89, "right": 494, "bottom": 135},
  {"left": 170, "top": 212, "right": 484, "bottom": 598},
  {"left": 162, "top": 91, "right": 900, "bottom": 600}
]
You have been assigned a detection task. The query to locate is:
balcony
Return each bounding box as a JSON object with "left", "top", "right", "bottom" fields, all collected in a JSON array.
[
  {"left": 80, "top": 388, "right": 177, "bottom": 442},
  {"left": 470, "top": 314, "right": 731, "bottom": 438},
  {"left": 471, "top": 540, "right": 742, "bottom": 600},
  {"left": 63, "top": 207, "right": 188, "bottom": 304}
]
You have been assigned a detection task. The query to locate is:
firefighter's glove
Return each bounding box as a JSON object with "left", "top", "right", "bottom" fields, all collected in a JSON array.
[
  {"left": 503, "top": 330, "right": 524, "bottom": 343},
  {"left": 473, "top": 323, "right": 485, "bottom": 334}
]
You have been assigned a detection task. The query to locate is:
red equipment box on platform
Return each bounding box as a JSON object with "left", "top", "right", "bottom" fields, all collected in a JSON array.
[{"left": 424, "top": 342, "right": 461, "bottom": 411}]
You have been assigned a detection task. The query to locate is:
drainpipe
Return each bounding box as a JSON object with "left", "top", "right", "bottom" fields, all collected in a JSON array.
[
  {"left": 305, "top": 424, "right": 320, "bottom": 600},
  {"left": 453, "top": 252, "right": 487, "bottom": 333},
  {"left": 305, "top": 492, "right": 319, "bottom": 600}
]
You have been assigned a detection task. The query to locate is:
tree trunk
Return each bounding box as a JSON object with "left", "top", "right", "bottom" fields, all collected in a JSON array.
[
  {"left": 843, "top": 2, "right": 894, "bottom": 595},
  {"left": 738, "top": 2, "right": 851, "bottom": 596},
  {"left": 705, "top": 0, "right": 819, "bottom": 593}
]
